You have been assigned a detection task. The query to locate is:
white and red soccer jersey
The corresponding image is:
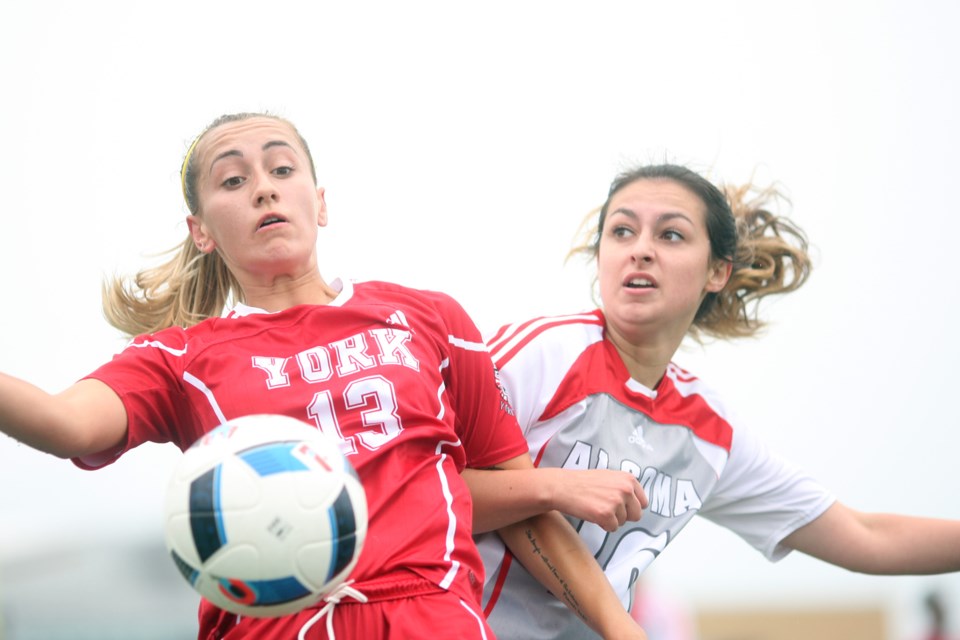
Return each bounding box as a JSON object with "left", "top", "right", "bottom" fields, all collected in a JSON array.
[
  {"left": 78, "top": 279, "right": 528, "bottom": 639},
  {"left": 476, "top": 310, "right": 836, "bottom": 640}
]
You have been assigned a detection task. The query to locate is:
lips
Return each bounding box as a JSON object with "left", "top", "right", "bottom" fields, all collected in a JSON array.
[
  {"left": 257, "top": 213, "right": 288, "bottom": 229},
  {"left": 623, "top": 273, "right": 657, "bottom": 289}
]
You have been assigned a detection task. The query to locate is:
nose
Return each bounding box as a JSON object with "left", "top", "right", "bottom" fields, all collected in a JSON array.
[
  {"left": 251, "top": 171, "right": 279, "bottom": 206},
  {"left": 256, "top": 192, "right": 278, "bottom": 206},
  {"left": 631, "top": 233, "right": 655, "bottom": 264}
]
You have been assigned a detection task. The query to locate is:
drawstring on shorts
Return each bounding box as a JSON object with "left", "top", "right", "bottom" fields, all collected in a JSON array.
[{"left": 297, "top": 581, "right": 368, "bottom": 640}]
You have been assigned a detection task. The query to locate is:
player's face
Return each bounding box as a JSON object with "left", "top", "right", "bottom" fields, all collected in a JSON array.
[
  {"left": 597, "top": 178, "right": 730, "bottom": 345},
  {"left": 186, "top": 117, "right": 326, "bottom": 287}
]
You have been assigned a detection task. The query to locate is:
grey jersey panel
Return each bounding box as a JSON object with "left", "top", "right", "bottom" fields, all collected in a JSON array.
[{"left": 482, "top": 394, "right": 724, "bottom": 640}]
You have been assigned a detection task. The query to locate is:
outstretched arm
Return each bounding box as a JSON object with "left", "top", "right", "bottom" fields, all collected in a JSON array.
[
  {"left": 782, "top": 501, "right": 960, "bottom": 574},
  {"left": 463, "top": 464, "right": 647, "bottom": 533},
  {"left": 0, "top": 373, "right": 127, "bottom": 459}
]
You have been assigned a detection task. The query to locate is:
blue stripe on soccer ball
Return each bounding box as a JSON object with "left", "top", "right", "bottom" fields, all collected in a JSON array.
[{"left": 237, "top": 441, "right": 312, "bottom": 476}]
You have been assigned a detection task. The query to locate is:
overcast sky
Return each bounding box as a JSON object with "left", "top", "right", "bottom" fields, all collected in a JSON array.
[{"left": 2, "top": 1, "right": 960, "bottom": 636}]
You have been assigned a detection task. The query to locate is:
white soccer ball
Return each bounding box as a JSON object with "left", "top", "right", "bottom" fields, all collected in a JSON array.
[{"left": 163, "top": 414, "right": 368, "bottom": 617}]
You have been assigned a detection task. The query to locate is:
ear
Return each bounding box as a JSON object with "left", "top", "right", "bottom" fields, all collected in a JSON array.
[
  {"left": 316, "top": 187, "right": 328, "bottom": 227},
  {"left": 186, "top": 215, "right": 216, "bottom": 253},
  {"left": 705, "top": 258, "right": 732, "bottom": 293}
]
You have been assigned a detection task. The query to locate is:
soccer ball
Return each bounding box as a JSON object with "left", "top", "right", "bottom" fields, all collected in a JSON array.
[{"left": 163, "top": 414, "right": 368, "bottom": 617}]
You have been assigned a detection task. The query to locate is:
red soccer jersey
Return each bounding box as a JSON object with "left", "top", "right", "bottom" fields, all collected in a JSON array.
[{"left": 80, "top": 279, "right": 528, "bottom": 638}]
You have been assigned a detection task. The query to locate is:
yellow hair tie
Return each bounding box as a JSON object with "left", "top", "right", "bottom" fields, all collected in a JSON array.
[{"left": 180, "top": 134, "right": 202, "bottom": 205}]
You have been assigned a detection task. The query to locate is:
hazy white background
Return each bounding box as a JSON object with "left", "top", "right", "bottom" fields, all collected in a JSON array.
[{"left": 2, "top": 0, "right": 959, "bottom": 638}]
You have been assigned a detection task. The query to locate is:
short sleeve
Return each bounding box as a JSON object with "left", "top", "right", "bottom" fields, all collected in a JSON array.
[
  {"left": 698, "top": 423, "right": 837, "bottom": 561},
  {"left": 486, "top": 314, "right": 605, "bottom": 435},
  {"left": 76, "top": 329, "right": 198, "bottom": 469}
]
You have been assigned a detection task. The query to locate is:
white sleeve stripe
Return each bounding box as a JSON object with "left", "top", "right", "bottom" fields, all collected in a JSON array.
[
  {"left": 183, "top": 371, "right": 229, "bottom": 426},
  {"left": 128, "top": 339, "right": 188, "bottom": 357},
  {"left": 448, "top": 335, "right": 488, "bottom": 352},
  {"left": 435, "top": 358, "right": 449, "bottom": 421},
  {"left": 488, "top": 313, "right": 599, "bottom": 363}
]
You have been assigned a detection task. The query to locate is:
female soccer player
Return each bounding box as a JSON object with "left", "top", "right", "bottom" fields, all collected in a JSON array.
[
  {"left": 469, "top": 164, "right": 960, "bottom": 640},
  {"left": 0, "top": 113, "right": 647, "bottom": 640}
]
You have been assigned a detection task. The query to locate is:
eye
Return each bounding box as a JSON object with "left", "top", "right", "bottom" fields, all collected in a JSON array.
[
  {"left": 611, "top": 225, "right": 634, "bottom": 239},
  {"left": 222, "top": 176, "right": 246, "bottom": 188},
  {"left": 273, "top": 165, "right": 294, "bottom": 177},
  {"left": 661, "top": 229, "right": 684, "bottom": 241}
]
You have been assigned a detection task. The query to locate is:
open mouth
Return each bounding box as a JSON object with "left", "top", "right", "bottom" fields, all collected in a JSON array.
[
  {"left": 625, "top": 277, "right": 656, "bottom": 289},
  {"left": 258, "top": 215, "right": 287, "bottom": 229}
]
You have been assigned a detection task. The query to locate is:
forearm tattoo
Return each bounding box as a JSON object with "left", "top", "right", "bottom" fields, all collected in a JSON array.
[{"left": 523, "top": 527, "right": 588, "bottom": 622}]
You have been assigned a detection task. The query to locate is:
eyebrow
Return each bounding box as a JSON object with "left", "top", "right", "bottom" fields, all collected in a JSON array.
[
  {"left": 610, "top": 208, "right": 695, "bottom": 225},
  {"left": 209, "top": 140, "right": 295, "bottom": 172}
]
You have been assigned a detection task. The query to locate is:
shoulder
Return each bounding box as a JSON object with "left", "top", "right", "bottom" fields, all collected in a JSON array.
[
  {"left": 662, "top": 363, "right": 734, "bottom": 418},
  {"left": 660, "top": 363, "right": 737, "bottom": 451},
  {"left": 349, "top": 280, "right": 478, "bottom": 334},
  {"left": 486, "top": 309, "right": 604, "bottom": 367},
  {"left": 351, "top": 279, "right": 463, "bottom": 309},
  {"left": 118, "top": 315, "right": 236, "bottom": 361},
  {"left": 123, "top": 324, "right": 194, "bottom": 353}
]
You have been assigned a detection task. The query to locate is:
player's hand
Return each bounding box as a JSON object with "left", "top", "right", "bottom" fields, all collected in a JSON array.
[{"left": 551, "top": 469, "right": 647, "bottom": 532}]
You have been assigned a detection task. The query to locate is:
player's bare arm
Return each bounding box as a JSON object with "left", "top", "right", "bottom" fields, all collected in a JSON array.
[
  {"left": 463, "top": 461, "right": 647, "bottom": 533},
  {"left": 475, "top": 453, "right": 647, "bottom": 639},
  {"left": 497, "top": 508, "right": 648, "bottom": 640},
  {"left": 782, "top": 501, "right": 960, "bottom": 574},
  {"left": 0, "top": 374, "right": 127, "bottom": 458}
]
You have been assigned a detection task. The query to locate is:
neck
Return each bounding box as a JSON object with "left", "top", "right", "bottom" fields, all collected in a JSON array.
[
  {"left": 604, "top": 321, "right": 687, "bottom": 390},
  {"left": 241, "top": 274, "right": 339, "bottom": 312}
]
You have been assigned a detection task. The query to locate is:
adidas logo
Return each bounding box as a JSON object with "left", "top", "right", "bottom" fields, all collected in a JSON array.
[
  {"left": 628, "top": 425, "right": 653, "bottom": 452},
  {"left": 387, "top": 310, "right": 409, "bottom": 326}
]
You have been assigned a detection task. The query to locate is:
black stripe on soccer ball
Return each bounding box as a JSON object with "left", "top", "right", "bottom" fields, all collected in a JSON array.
[
  {"left": 328, "top": 486, "right": 358, "bottom": 580},
  {"left": 170, "top": 548, "right": 200, "bottom": 587},
  {"left": 189, "top": 466, "right": 226, "bottom": 563}
]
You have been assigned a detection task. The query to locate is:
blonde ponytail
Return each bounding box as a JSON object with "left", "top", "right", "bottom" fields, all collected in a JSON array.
[{"left": 102, "top": 237, "right": 241, "bottom": 338}]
